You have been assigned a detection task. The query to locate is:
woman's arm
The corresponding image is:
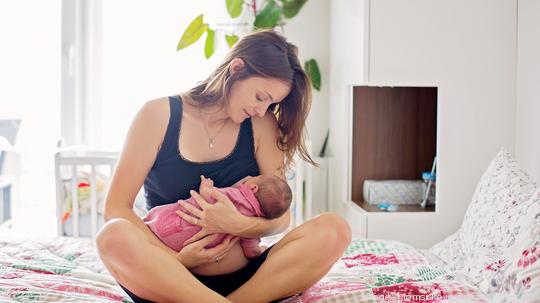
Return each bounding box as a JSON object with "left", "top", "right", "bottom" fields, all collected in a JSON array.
[
  {"left": 103, "top": 98, "right": 179, "bottom": 256},
  {"left": 235, "top": 111, "right": 291, "bottom": 236},
  {"left": 235, "top": 209, "right": 290, "bottom": 237},
  {"left": 186, "top": 188, "right": 290, "bottom": 239}
]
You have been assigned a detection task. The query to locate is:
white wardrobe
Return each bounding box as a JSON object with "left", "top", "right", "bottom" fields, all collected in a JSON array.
[{"left": 328, "top": 0, "right": 537, "bottom": 248}]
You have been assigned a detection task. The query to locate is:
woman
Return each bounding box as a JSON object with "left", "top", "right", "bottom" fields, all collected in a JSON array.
[{"left": 96, "top": 29, "right": 351, "bottom": 303}]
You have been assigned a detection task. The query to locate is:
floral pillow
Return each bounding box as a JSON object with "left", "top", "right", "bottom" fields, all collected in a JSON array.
[
  {"left": 458, "top": 149, "right": 537, "bottom": 285},
  {"left": 429, "top": 232, "right": 465, "bottom": 272},
  {"left": 480, "top": 188, "right": 540, "bottom": 302}
]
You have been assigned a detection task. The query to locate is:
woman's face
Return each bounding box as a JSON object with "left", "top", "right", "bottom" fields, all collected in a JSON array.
[{"left": 226, "top": 76, "right": 291, "bottom": 123}]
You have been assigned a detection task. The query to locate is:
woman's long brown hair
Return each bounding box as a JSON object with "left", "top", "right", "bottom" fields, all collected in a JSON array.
[{"left": 185, "top": 29, "right": 315, "bottom": 170}]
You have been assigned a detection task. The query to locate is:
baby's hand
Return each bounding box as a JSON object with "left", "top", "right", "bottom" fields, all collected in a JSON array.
[
  {"left": 199, "top": 175, "right": 216, "bottom": 202},
  {"left": 200, "top": 175, "right": 214, "bottom": 188}
]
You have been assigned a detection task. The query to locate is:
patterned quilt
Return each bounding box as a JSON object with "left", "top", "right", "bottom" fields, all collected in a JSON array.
[
  {"left": 0, "top": 236, "right": 131, "bottom": 302},
  {"left": 0, "top": 236, "right": 489, "bottom": 302},
  {"left": 281, "top": 238, "right": 490, "bottom": 303}
]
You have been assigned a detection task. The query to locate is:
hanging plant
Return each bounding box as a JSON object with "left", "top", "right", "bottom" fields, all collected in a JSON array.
[{"left": 177, "top": 0, "right": 321, "bottom": 91}]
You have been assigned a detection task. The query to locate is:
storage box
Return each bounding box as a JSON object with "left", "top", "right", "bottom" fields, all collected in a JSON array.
[{"left": 363, "top": 179, "right": 424, "bottom": 205}]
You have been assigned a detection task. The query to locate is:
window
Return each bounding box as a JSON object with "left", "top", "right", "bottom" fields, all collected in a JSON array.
[
  {"left": 0, "top": 0, "right": 61, "bottom": 235},
  {"left": 96, "top": 1, "right": 232, "bottom": 150}
]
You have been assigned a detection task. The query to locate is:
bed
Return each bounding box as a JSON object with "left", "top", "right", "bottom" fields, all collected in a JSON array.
[
  {"left": 1, "top": 149, "right": 538, "bottom": 302},
  {"left": 0, "top": 236, "right": 481, "bottom": 303},
  {"left": 0, "top": 235, "right": 131, "bottom": 302}
]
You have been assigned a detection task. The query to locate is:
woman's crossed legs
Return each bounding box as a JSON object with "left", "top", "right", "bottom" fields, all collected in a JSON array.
[{"left": 96, "top": 212, "right": 351, "bottom": 303}]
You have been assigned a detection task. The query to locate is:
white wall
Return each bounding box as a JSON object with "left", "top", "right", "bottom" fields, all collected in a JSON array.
[
  {"left": 329, "top": 0, "right": 369, "bottom": 236},
  {"left": 98, "top": 1, "right": 234, "bottom": 150},
  {"left": 515, "top": 0, "right": 540, "bottom": 184},
  {"left": 0, "top": 0, "right": 61, "bottom": 207},
  {"left": 330, "top": 0, "right": 518, "bottom": 248},
  {"left": 0, "top": 0, "right": 61, "bottom": 236},
  {"left": 283, "top": 0, "right": 330, "bottom": 155}
]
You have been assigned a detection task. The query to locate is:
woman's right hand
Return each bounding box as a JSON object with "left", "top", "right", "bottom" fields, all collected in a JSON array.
[{"left": 175, "top": 234, "right": 240, "bottom": 269}]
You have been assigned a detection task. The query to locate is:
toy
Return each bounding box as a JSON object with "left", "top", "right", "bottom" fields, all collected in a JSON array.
[{"left": 378, "top": 201, "right": 399, "bottom": 211}]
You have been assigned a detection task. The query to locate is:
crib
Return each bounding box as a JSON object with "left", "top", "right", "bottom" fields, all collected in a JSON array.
[{"left": 54, "top": 149, "right": 118, "bottom": 238}]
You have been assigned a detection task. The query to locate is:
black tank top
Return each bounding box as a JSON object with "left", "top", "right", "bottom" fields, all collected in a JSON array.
[{"left": 143, "top": 95, "right": 260, "bottom": 210}]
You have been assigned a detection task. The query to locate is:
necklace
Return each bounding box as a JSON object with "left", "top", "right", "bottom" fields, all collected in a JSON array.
[{"left": 199, "top": 107, "right": 228, "bottom": 149}]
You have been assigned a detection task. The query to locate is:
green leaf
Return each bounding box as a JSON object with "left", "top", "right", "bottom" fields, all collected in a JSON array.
[
  {"left": 225, "top": 34, "right": 239, "bottom": 48},
  {"left": 254, "top": 0, "right": 282, "bottom": 29},
  {"left": 304, "top": 59, "right": 321, "bottom": 91},
  {"left": 177, "top": 14, "right": 209, "bottom": 51},
  {"left": 204, "top": 28, "right": 215, "bottom": 59},
  {"left": 226, "top": 0, "right": 244, "bottom": 18},
  {"left": 282, "top": 0, "right": 307, "bottom": 18}
]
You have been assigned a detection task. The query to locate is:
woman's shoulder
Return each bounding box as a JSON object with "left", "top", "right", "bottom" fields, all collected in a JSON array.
[
  {"left": 129, "top": 97, "right": 172, "bottom": 142},
  {"left": 251, "top": 112, "right": 279, "bottom": 135},
  {"left": 141, "top": 96, "right": 170, "bottom": 114},
  {"left": 136, "top": 96, "right": 171, "bottom": 124},
  {"left": 251, "top": 112, "right": 280, "bottom": 148}
]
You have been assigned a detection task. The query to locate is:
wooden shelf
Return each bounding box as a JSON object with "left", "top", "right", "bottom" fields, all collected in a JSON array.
[
  {"left": 353, "top": 200, "right": 435, "bottom": 213},
  {"left": 350, "top": 86, "right": 438, "bottom": 209}
]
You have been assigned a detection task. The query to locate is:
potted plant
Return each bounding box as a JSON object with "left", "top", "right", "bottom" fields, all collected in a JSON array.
[{"left": 177, "top": 0, "right": 321, "bottom": 91}]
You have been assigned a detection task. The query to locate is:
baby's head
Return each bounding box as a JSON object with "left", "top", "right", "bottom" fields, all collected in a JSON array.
[{"left": 243, "top": 175, "right": 292, "bottom": 219}]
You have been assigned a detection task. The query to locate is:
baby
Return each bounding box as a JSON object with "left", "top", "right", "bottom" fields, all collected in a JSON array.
[{"left": 143, "top": 174, "right": 292, "bottom": 258}]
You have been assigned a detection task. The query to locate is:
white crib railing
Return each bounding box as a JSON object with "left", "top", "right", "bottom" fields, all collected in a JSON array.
[
  {"left": 289, "top": 156, "right": 331, "bottom": 227},
  {"left": 54, "top": 150, "right": 118, "bottom": 238}
]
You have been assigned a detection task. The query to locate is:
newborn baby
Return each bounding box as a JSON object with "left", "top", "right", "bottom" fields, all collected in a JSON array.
[{"left": 144, "top": 174, "right": 292, "bottom": 258}]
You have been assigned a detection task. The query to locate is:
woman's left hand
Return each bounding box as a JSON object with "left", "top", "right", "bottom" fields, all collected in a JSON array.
[{"left": 176, "top": 188, "right": 247, "bottom": 245}]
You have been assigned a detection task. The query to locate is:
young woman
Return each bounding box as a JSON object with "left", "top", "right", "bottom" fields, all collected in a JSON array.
[{"left": 96, "top": 29, "right": 351, "bottom": 303}]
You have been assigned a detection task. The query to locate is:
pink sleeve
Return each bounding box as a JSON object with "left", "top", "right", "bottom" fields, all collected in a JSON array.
[{"left": 220, "top": 187, "right": 258, "bottom": 217}]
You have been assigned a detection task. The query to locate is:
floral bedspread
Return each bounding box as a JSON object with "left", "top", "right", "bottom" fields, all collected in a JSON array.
[
  {"left": 0, "top": 236, "right": 130, "bottom": 302},
  {"left": 0, "top": 236, "right": 489, "bottom": 302},
  {"left": 281, "top": 238, "right": 490, "bottom": 303}
]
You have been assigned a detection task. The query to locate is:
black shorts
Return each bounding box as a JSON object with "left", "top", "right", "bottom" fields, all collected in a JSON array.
[{"left": 119, "top": 245, "right": 275, "bottom": 303}]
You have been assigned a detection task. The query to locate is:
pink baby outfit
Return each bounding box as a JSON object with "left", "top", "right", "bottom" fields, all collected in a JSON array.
[{"left": 144, "top": 184, "right": 265, "bottom": 256}]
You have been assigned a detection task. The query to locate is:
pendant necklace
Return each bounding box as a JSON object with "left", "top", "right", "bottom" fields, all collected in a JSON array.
[{"left": 199, "top": 107, "right": 228, "bottom": 149}]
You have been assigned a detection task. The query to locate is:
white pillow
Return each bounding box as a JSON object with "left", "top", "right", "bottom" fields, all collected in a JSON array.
[
  {"left": 459, "top": 149, "right": 537, "bottom": 285},
  {"left": 480, "top": 188, "right": 540, "bottom": 302},
  {"left": 430, "top": 232, "right": 465, "bottom": 272}
]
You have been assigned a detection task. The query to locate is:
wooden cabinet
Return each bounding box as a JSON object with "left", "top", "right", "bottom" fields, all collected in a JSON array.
[{"left": 351, "top": 86, "right": 437, "bottom": 212}]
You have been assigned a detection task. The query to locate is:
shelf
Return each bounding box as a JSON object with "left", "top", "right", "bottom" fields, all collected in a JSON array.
[{"left": 353, "top": 200, "right": 435, "bottom": 213}]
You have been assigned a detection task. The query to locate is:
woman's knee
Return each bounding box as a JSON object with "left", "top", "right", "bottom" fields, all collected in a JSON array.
[
  {"left": 311, "top": 213, "right": 352, "bottom": 250},
  {"left": 96, "top": 218, "right": 138, "bottom": 259}
]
